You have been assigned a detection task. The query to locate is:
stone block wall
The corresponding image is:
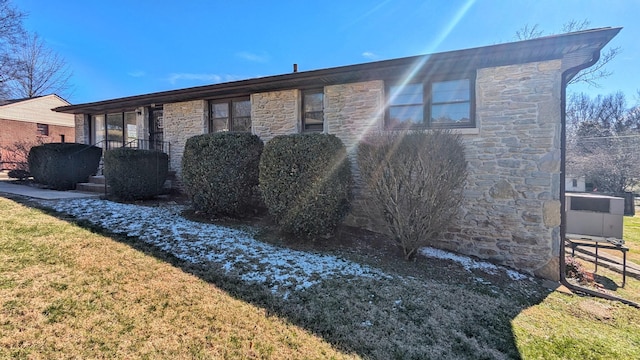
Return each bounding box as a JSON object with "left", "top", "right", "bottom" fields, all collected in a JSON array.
[
  {"left": 74, "top": 114, "right": 89, "bottom": 144},
  {"left": 324, "top": 81, "right": 386, "bottom": 229},
  {"left": 251, "top": 90, "right": 299, "bottom": 142},
  {"left": 163, "top": 100, "right": 207, "bottom": 187},
  {"left": 335, "top": 62, "right": 564, "bottom": 279},
  {"left": 438, "top": 60, "right": 564, "bottom": 279}
]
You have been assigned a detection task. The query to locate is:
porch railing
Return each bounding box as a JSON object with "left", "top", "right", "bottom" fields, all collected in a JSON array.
[{"left": 93, "top": 138, "right": 172, "bottom": 174}]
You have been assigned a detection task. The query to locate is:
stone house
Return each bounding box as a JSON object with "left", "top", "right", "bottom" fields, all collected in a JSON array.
[
  {"left": 55, "top": 27, "right": 620, "bottom": 280},
  {"left": 0, "top": 94, "right": 75, "bottom": 170}
]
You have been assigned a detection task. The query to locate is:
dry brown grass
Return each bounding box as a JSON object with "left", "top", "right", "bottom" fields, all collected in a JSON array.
[{"left": 0, "top": 197, "right": 358, "bottom": 359}]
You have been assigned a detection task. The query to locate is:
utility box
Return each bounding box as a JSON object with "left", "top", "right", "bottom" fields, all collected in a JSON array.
[{"left": 565, "top": 193, "right": 624, "bottom": 239}]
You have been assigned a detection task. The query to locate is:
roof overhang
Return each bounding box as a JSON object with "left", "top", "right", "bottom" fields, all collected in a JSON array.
[{"left": 55, "top": 27, "right": 621, "bottom": 115}]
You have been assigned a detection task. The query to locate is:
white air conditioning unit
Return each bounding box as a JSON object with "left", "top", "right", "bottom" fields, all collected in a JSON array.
[{"left": 565, "top": 193, "right": 624, "bottom": 239}]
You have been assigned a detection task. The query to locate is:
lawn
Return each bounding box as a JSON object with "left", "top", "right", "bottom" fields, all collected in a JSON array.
[{"left": 1, "top": 195, "right": 639, "bottom": 359}]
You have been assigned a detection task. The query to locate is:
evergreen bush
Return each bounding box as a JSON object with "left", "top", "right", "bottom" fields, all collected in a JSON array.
[
  {"left": 259, "top": 133, "right": 352, "bottom": 238},
  {"left": 182, "top": 132, "right": 264, "bottom": 217},
  {"left": 104, "top": 148, "right": 169, "bottom": 200},
  {"left": 28, "top": 143, "right": 102, "bottom": 190}
]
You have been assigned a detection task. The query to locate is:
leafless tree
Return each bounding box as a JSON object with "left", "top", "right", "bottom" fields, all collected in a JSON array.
[
  {"left": 515, "top": 19, "right": 620, "bottom": 88},
  {"left": 7, "top": 33, "right": 73, "bottom": 98},
  {"left": 0, "top": 0, "right": 25, "bottom": 98},
  {"left": 566, "top": 92, "right": 640, "bottom": 193}
]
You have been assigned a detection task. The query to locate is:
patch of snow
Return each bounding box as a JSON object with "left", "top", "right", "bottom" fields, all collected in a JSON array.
[
  {"left": 420, "top": 246, "right": 530, "bottom": 281},
  {"left": 39, "top": 198, "right": 391, "bottom": 298}
]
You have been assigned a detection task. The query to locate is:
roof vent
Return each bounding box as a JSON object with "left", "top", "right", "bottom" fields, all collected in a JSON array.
[{"left": 293, "top": 63, "right": 298, "bottom": 73}]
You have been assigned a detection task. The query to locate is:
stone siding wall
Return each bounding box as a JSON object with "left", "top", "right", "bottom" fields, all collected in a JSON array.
[
  {"left": 324, "top": 81, "right": 385, "bottom": 228},
  {"left": 163, "top": 100, "right": 207, "bottom": 187},
  {"left": 251, "top": 90, "right": 299, "bottom": 141},
  {"left": 443, "top": 60, "right": 563, "bottom": 279},
  {"left": 74, "top": 114, "right": 88, "bottom": 144},
  {"left": 336, "top": 62, "right": 563, "bottom": 279}
]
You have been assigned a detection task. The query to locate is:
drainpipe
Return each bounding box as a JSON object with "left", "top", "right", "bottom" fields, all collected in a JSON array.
[{"left": 560, "top": 50, "right": 639, "bottom": 308}]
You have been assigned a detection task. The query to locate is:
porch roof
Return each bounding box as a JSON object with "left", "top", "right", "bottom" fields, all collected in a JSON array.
[{"left": 55, "top": 27, "right": 621, "bottom": 115}]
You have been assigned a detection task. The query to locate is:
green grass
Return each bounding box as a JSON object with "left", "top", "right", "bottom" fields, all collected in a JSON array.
[
  {"left": 0, "top": 197, "right": 358, "bottom": 359},
  {"left": 1, "top": 196, "right": 639, "bottom": 359},
  {"left": 624, "top": 214, "right": 640, "bottom": 263},
  {"left": 512, "top": 292, "right": 640, "bottom": 359}
]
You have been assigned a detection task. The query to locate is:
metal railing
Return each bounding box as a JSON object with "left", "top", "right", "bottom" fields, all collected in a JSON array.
[{"left": 94, "top": 139, "right": 172, "bottom": 175}]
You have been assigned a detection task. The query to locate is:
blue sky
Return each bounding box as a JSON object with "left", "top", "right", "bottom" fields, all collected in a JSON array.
[{"left": 16, "top": 0, "right": 640, "bottom": 105}]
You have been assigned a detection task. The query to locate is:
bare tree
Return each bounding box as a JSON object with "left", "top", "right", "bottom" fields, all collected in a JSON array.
[
  {"left": 515, "top": 19, "right": 620, "bottom": 88},
  {"left": 7, "top": 33, "right": 73, "bottom": 98},
  {"left": 567, "top": 92, "right": 640, "bottom": 193},
  {"left": 515, "top": 24, "right": 543, "bottom": 41},
  {"left": 0, "top": 0, "right": 25, "bottom": 98}
]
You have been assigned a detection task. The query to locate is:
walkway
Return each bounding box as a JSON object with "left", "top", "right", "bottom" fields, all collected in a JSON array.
[{"left": 0, "top": 175, "right": 100, "bottom": 200}]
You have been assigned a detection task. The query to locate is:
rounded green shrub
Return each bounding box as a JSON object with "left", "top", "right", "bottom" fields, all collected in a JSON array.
[
  {"left": 28, "top": 143, "right": 102, "bottom": 190},
  {"left": 259, "top": 133, "right": 352, "bottom": 238},
  {"left": 104, "top": 148, "right": 169, "bottom": 200},
  {"left": 182, "top": 132, "right": 264, "bottom": 218}
]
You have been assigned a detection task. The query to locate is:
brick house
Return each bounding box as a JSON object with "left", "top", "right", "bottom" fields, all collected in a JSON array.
[
  {"left": 0, "top": 94, "right": 75, "bottom": 170},
  {"left": 55, "top": 28, "right": 620, "bottom": 280}
]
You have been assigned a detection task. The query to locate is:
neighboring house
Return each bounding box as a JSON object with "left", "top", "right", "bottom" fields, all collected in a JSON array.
[
  {"left": 0, "top": 94, "right": 75, "bottom": 170},
  {"left": 565, "top": 175, "right": 586, "bottom": 192},
  {"left": 54, "top": 27, "right": 620, "bottom": 280}
]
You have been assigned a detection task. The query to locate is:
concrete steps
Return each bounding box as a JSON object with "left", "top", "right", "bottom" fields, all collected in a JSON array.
[
  {"left": 76, "top": 176, "right": 108, "bottom": 193},
  {"left": 75, "top": 172, "right": 176, "bottom": 194}
]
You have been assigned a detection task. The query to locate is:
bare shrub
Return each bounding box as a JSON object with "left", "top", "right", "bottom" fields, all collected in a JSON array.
[
  {"left": 0, "top": 139, "right": 43, "bottom": 171},
  {"left": 357, "top": 131, "right": 468, "bottom": 259}
]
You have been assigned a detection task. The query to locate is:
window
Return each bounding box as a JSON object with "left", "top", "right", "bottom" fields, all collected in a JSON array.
[
  {"left": 386, "top": 75, "right": 474, "bottom": 129},
  {"left": 572, "top": 179, "right": 578, "bottom": 187},
  {"left": 91, "top": 111, "right": 137, "bottom": 148},
  {"left": 36, "top": 123, "right": 49, "bottom": 136},
  {"left": 302, "top": 89, "right": 324, "bottom": 132},
  {"left": 209, "top": 98, "right": 251, "bottom": 132}
]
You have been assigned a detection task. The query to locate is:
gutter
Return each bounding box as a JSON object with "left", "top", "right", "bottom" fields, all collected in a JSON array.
[{"left": 559, "top": 49, "right": 640, "bottom": 309}]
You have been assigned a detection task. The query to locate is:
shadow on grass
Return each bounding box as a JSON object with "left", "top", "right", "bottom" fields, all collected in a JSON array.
[{"left": 18, "top": 195, "right": 553, "bottom": 360}]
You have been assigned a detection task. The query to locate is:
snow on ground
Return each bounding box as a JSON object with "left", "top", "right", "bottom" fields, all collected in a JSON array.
[
  {"left": 420, "top": 247, "right": 530, "bottom": 281},
  {"left": 38, "top": 198, "right": 529, "bottom": 298}
]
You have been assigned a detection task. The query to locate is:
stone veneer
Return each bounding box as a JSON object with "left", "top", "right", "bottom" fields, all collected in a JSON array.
[
  {"left": 251, "top": 90, "right": 299, "bottom": 141},
  {"left": 319, "top": 62, "right": 564, "bottom": 280},
  {"left": 162, "top": 100, "right": 207, "bottom": 187},
  {"left": 447, "top": 60, "right": 563, "bottom": 279}
]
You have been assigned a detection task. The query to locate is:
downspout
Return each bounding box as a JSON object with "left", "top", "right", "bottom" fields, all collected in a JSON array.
[{"left": 560, "top": 51, "right": 639, "bottom": 308}]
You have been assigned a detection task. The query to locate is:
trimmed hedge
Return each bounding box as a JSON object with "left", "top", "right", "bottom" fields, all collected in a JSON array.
[
  {"left": 104, "top": 148, "right": 169, "bottom": 200},
  {"left": 259, "top": 133, "right": 352, "bottom": 238},
  {"left": 28, "top": 143, "right": 102, "bottom": 190},
  {"left": 182, "top": 132, "right": 264, "bottom": 218}
]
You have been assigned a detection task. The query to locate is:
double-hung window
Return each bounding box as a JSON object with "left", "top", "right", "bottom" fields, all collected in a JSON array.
[
  {"left": 386, "top": 75, "right": 474, "bottom": 129},
  {"left": 209, "top": 98, "right": 251, "bottom": 133},
  {"left": 302, "top": 89, "right": 324, "bottom": 132}
]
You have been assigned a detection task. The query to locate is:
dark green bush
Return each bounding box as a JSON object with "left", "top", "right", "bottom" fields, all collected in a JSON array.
[
  {"left": 259, "top": 133, "right": 352, "bottom": 238},
  {"left": 104, "top": 148, "right": 169, "bottom": 200},
  {"left": 182, "top": 132, "right": 264, "bottom": 218},
  {"left": 8, "top": 169, "right": 30, "bottom": 180},
  {"left": 357, "top": 131, "right": 468, "bottom": 259},
  {"left": 28, "top": 143, "right": 102, "bottom": 190}
]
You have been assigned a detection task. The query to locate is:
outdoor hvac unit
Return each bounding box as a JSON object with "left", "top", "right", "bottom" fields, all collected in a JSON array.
[{"left": 565, "top": 193, "right": 624, "bottom": 239}]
